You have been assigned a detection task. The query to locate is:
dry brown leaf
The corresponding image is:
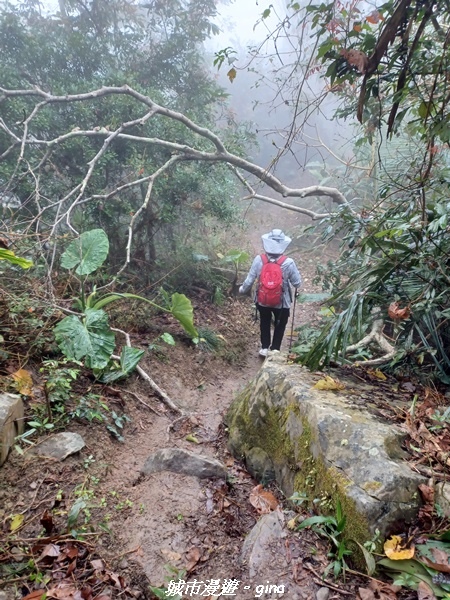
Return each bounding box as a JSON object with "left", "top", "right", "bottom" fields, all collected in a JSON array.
[
  {"left": 431, "top": 547, "right": 450, "bottom": 565},
  {"left": 388, "top": 301, "right": 411, "bottom": 320},
  {"left": 185, "top": 546, "right": 202, "bottom": 572},
  {"left": 384, "top": 535, "right": 415, "bottom": 560},
  {"left": 39, "top": 543, "right": 61, "bottom": 560},
  {"left": 22, "top": 591, "right": 47, "bottom": 600},
  {"left": 90, "top": 558, "right": 104, "bottom": 570},
  {"left": 249, "top": 484, "right": 279, "bottom": 514},
  {"left": 47, "top": 581, "right": 83, "bottom": 599},
  {"left": 313, "top": 376, "right": 345, "bottom": 391},
  {"left": 358, "top": 587, "right": 376, "bottom": 599},
  {"left": 368, "top": 579, "right": 402, "bottom": 599},
  {"left": 11, "top": 368, "right": 33, "bottom": 396},
  {"left": 417, "top": 581, "right": 437, "bottom": 600},
  {"left": 40, "top": 509, "right": 54, "bottom": 535},
  {"left": 341, "top": 48, "right": 368, "bottom": 73},
  {"left": 227, "top": 67, "right": 236, "bottom": 83},
  {"left": 367, "top": 368, "right": 387, "bottom": 380},
  {"left": 160, "top": 548, "right": 182, "bottom": 563},
  {"left": 420, "top": 555, "right": 450, "bottom": 574}
]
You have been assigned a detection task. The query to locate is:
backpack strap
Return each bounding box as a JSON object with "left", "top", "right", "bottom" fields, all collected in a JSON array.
[
  {"left": 260, "top": 254, "right": 268, "bottom": 264},
  {"left": 277, "top": 255, "right": 287, "bottom": 265}
]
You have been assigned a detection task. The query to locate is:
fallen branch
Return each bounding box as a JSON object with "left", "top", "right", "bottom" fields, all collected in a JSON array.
[
  {"left": 108, "top": 386, "right": 163, "bottom": 416},
  {"left": 111, "top": 328, "right": 184, "bottom": 414}
]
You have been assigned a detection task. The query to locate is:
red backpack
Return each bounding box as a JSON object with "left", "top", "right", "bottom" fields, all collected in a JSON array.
[{"left": 257, "top": 254, "right": 287, "bottom": 307}]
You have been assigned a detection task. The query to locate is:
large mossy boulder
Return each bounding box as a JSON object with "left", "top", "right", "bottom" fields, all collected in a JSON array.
[{"left": 226, "top": 353, "right": 425, "bottom": 544}]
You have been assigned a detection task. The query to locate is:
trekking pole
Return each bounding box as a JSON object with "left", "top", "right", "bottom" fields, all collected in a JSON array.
[{"left": 288, "top": 292, "right": 298, "bottom": 351}]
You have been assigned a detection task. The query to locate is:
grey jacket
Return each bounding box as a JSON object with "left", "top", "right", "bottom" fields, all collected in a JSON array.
[{"left": 239, "top": 253, "right": 302, "bottom": 308}]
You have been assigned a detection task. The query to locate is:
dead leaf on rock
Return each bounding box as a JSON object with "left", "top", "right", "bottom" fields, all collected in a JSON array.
[
  {"left": 313, "top": 375, "right": 345, "bottom": 391},
  {"left": 384, "top": 534, "right": 415, "bottom": 560},
  {"left": 249, "top": 484, "right": 279, "bottom": 514}
]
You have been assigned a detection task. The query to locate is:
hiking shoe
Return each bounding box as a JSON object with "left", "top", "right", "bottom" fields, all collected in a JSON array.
[{"left": 259, "top": 348, "right": 269, "bottom": 357}]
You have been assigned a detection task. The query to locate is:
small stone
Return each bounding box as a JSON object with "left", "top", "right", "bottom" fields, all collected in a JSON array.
[
  {"left": 316, "top": 587, "right": 330, "bottom": 600},
  {"left": 141, "top": 448, "right": 227, "bottom": 479},
  {"left": 30, "top": 481, "right": 38, "bottom": 489},
  {"left": 119, "top": 558, "right": 128, "bottom": 569},
  {"left": 30, "top": 432, "right": 85, "bottom": 461}
]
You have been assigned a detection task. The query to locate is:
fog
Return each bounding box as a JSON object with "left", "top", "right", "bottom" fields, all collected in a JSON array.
[{"left": 207, "top": 0, "right": 359, "bottom": 193}]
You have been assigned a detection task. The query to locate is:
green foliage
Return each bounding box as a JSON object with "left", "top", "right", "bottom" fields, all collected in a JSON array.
[
  {"left": 54, "top": 309, "right": 116, "bottom": 370},
  {"left": 60, "top": 229, "right": 109, "bottom": 276},
  {"left": 195, "top": 326, "right": 222, "bottom": 352},
  {"left": 300, "top": 169, "right": 450, "bottom": 382},
  {"left": 297, "top": 500, "right": 351, "bottom": 579},
  {"left": 0, "top": 249, "right": 33, "bottom": 269},
  {"left": 98, "top": 347, "right": 145, "bottom": 383},
  {"left": 54, "top": 228, "right": 198, "bottom": 376},
  {"left": 0, "top": 0, "right": 243, "bottom": 278}
]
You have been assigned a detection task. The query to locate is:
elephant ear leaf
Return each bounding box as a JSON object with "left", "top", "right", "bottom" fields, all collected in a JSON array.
[
  {"left": 170, "top": 293, "right": 198, "bottom": 339},
  {"left": 61, "top": 229, "right": 109, "bottom": 275},
  {"left": 54, "top": 308, "right": 115, "bottom": 369},
  {"left": 100, "top": 347, "right": 145, "bottom": 383}
]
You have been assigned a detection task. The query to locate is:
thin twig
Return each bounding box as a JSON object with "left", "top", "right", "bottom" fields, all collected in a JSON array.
[{"left": 111, "top": 328, "right": 184, "bottom": 414}]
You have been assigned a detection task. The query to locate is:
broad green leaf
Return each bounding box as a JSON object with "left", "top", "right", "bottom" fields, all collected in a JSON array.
[
  {"left": 120, "top": 346, "right": 145, "bottom": 373},
  {"left": 0, "top": 249, "right": 33, "bottom": 269},
  {"left": 100, "top": 347, "right": 144, "bottom": 383},
  {"left": 67, "top": 498, "right": 86, "bottom": 529},
  {"left": 353, "top": 541, "right": 376, "bottom": 575},
  {"left": 170, "top": 293, "right": 198, "bottom": 339},
  {"left": 54, "top": 308, "right": 115, "bottom": 369},
  {"left": 224, "top": 249, "right": 250, "bottom": 265},
  {"left": 60, "top": 229, "right": 109, "bottom": 275},
  {"left": 160, "top": 332, "right": 176, "bottom": 346},
  {"left": 378, "top": 558, "right": 447, "bottom": 596}
]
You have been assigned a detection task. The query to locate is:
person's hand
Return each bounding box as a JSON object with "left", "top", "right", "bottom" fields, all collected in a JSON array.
[
  {"left": 295, "top": 290, "right": 300, "bottom": 298},
  {"left": 239, "top": 285, "right": 244, "bottom": 294}
]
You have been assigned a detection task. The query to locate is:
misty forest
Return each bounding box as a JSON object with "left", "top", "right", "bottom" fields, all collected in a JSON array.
[{"left": 2, "top": 0, "right": 450, "bottom": 598}]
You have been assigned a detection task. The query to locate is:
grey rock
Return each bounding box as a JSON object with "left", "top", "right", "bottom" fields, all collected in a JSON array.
[
  {"left": 435, "top": 482, "right": 450, "bottom": 517},
  {"left": 0, "top": 393, "right": 24, "bottom": 466},
  {"left": 226, "top": 353, "right": 426, "bottom": 539},
  {"left": 241, "top": 510, "right": 285, "bottom": 578},
  {"left": 0, "top": 591, "right": 9, "bottom": 600},
  {"left": 245, "top": 446, "right": 275, "bottom": 483},
  {"left": 141, "top": 448, "right": 227, "bottom": 479},
  {"left": 31, "top": 432, "right": 85, "bottom": 460},
  {"left": 316, "top": 588, "right": 330, "bottom": 600}
]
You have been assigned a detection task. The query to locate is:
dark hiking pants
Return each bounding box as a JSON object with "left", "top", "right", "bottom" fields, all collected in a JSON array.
[{"left": 257, "top": 305, "right": 290, "bottom": 351}]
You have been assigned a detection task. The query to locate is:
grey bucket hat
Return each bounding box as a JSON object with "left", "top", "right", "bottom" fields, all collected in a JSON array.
[{"left": 261, "top": 229, "right": 292, "bottom": 254}]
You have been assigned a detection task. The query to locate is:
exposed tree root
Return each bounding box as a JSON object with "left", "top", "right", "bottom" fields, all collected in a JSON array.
[{"left": 344, "top": 312, "right": 396, "bottom": 366}]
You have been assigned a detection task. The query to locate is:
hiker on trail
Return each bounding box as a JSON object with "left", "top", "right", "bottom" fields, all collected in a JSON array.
[{"left": 239, "top": 229, "right": 302, "bottom": 357}]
